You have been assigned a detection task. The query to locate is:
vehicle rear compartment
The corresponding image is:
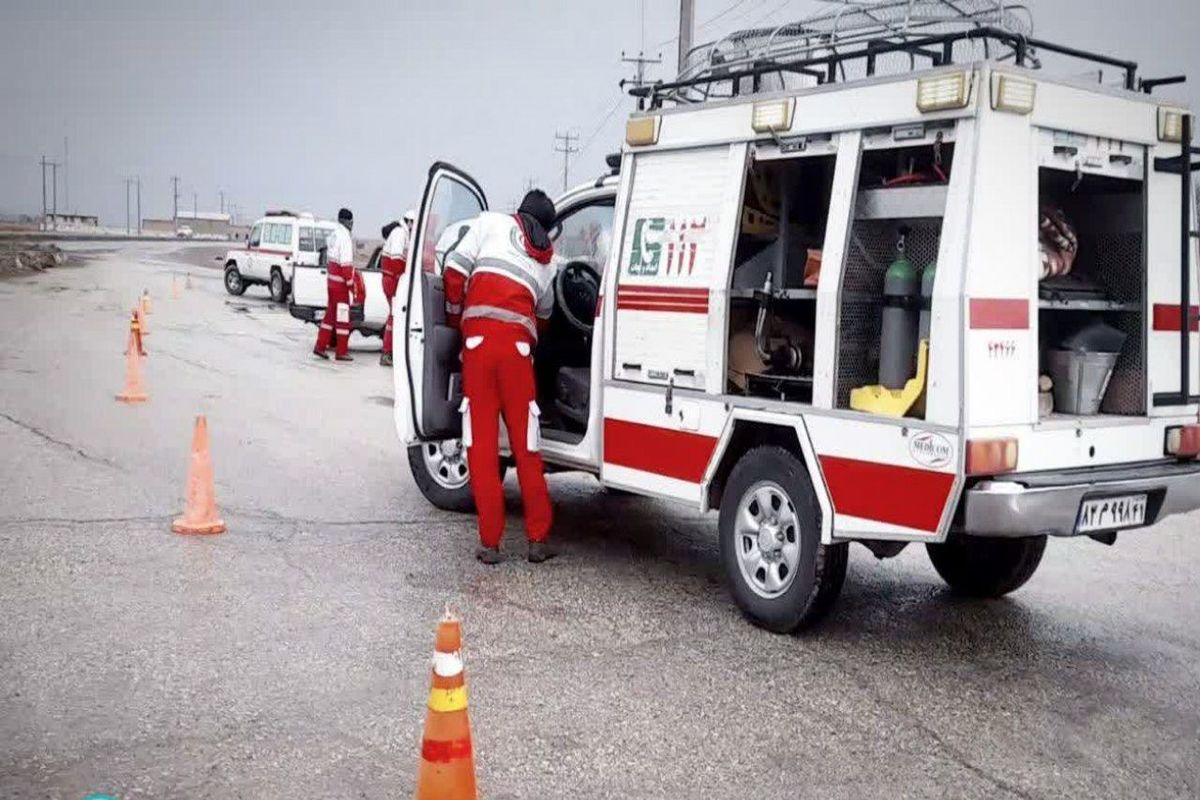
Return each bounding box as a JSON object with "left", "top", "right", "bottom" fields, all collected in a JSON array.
[{"left": 1037, "top": 161, "right": 1147, "bottom": 420}]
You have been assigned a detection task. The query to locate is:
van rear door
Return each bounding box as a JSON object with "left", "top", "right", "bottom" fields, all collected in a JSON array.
[{"left": 395, "top": 162, "right": 487, "bottom": 445}]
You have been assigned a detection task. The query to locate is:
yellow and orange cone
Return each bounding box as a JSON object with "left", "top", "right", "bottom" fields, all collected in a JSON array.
[
  {"left": 416, "top": 615, "right": 477, "bottom": 800},
  {"left": 115, "top": 335, "right": 149, "bottom": 403},
  {"left": 124, "top": 308, "right": 146, "bottom": 357},
  {"left": 172, "top": 415, "right": 226, "bottom": 535}
]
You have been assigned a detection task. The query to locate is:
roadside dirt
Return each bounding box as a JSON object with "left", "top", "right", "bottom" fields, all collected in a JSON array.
[{"left": 0, "top": 242, "right": 72, "bottom": 278}]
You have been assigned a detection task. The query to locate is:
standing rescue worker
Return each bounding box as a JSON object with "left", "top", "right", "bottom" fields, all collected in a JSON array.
[
  {"left": 379, "top": 209, "right": 416, "bottom": 367},
  {"left": 313, "top": 207, "right": 359, "bottom": 362},
  {"left": 443, "top": 190, "right": 558, "bottom": 564}
]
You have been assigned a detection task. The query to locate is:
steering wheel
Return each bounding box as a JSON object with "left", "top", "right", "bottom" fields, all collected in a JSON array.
[{"left": 554, "top": 259, "right": 601, "bottom": 335}]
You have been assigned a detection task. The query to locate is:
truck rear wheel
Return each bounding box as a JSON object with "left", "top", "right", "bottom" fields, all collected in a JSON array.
[
  {"left": 718, "top": 446, "right": 848, "bottom": 633},
  {"left": 269, "top": 268, "right": 288, "bottom": 303},
  {"left": 925, "top": 535, "right": 1046, "bottom": 597}
]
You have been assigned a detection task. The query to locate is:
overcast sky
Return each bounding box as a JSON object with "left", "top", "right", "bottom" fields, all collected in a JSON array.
[{"left": 1, "top": 0, "right": 1197, "bottom": 231}]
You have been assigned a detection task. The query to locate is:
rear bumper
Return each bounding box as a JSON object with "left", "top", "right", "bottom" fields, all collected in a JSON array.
[
  {"left": 287, "top": 303, "right": 377, "bottom": 332},
  {"left": 962, "top": 460, "right": 1200, "bottom": 538},
  {"left": 288, "top": 303, "right": 321, "bottom": 324}
]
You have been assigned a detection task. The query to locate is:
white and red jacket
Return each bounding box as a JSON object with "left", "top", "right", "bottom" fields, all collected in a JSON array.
[
  {"left": 381, "top": 223, "right": 410, "bottom": 279},
  {"left": 442, "top": 212, "right": 555, "bottom": 340},
  {"left": 324, "top": 224, "right": 362, "bottom": 298}
]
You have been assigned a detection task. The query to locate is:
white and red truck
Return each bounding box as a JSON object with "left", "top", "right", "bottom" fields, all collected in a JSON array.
[{"left": 394, "top": 3, "right": 1200, "bottom": 632}]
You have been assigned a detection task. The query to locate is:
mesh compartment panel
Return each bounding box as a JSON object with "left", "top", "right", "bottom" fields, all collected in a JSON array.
[{"left": 835, "top": 219, "right": 942, "bottom": 407}]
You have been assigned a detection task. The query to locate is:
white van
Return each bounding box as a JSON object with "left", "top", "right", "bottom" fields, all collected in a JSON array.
[
  {"left": 395, "top": 10, "right": 1199, "bottom": 632},
  {"left": 223, "top": 211, "right": 337, "bottom": 302}
]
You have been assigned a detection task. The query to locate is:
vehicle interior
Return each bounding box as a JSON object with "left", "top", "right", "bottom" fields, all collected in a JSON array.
[{"left": 536, "top": 196, "right": 616, "bottom": 444}]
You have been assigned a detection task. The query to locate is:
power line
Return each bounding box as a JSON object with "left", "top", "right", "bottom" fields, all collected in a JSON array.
[
  {"left": 656, "top": 0, "right": 762, "bottom": 49},
  {"left": 553, "top": 130, "right": 580, "bottom": 192},
  {"left": 621, "top": 50, "right": 663, "bottom": 90}
]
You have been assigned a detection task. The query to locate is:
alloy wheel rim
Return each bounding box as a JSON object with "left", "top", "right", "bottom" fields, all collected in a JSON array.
[
  {"left": 422, "top": 440, "right": 469, "bottom": 490},
  {"left": 734, "top": 481, "right": 801, "bottom": 599}
]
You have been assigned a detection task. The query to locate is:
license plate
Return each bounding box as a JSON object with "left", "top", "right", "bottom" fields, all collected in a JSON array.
[{"left": 1076, "top": 494, "right": 1148, "bottom": 534}]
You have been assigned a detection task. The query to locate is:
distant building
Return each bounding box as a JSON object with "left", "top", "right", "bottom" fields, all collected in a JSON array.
[
  {"left": 43, "top": 213, "right": 99, "bottom": 229},
  {"left": 142, "top": 211, "right": 246, "bottom": 239}
]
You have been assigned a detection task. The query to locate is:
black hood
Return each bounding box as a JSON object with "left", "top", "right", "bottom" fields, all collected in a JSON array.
[{"left": 517, "top": 190, "right": 555, "bottom": 251}]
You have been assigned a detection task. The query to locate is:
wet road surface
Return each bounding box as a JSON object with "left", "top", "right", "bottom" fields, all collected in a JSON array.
[{"left": 1, "top": 243, "right": 1198, "bottom": 798}]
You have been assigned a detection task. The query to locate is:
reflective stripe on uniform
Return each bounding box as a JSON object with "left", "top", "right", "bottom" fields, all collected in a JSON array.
[
  {"left": 474, "top": 257, "right": 538, "bottom": 302},
  {"left": 446, "top": 250, "right": 473, "bottom": 271},
  {"left": 462, "top": 304, "right": 537, "bottom": 340},
  {"left": 446, "top": 302, "right": 463, "bottom": 315}
]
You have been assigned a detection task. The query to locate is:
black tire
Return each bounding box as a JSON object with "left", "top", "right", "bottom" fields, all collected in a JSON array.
[
  {"left": 718, "top": 445, "right": 848, "bottom": 633},
  {"left": 269, "top": 268, "right": 288, "bottom": 303},
  {"left": 926, "top": 535, "right": 1046, "bottom": 598},
  {"left": 408, "top": 442, "right": 475, "bottom": 513},
  {"left": 224, "top": 263, "right": 246, "bottom": 296}
]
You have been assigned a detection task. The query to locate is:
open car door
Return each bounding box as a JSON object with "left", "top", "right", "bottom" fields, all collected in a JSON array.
[{"left": 394, "top": 162, "right": 487, "bottom": 444}]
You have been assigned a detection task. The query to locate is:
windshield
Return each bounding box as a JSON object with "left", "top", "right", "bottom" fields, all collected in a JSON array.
[{"left": 553, "top": 199, "right": 616, "bottom": 270}]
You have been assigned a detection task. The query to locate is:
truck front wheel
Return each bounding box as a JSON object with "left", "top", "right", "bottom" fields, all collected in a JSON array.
[
  {"left": 718, "top": 446, "right": 848, "bottom": 633},
  {"left": 224, "top": 263, "right": 246, "bottom": 296},
  {"left": 408, "top": 441, "right": 474, "bottom": 512},
  {"left": 926, "top": 535, "right": 1046, "bottom": 598}
]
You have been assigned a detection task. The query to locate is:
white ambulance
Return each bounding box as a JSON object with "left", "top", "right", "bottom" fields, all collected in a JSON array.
[
  {"left": 394, "top": 5, "right": 1200, "bottom": 632},
  {"left": 224, "top": 211, "right": 337, "bottom": 302}
]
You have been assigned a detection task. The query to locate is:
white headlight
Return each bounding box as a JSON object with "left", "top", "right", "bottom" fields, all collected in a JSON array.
[
  {"left": 751, "top": 99, "right": 795, "bottom": 133},
  {"left": 1158, "top": 108, "right": 1187, "bottom": 143},
  {"left": 991, "top": 74, "right": 1036, "bottom": 115},
  {"left": 917, "top": 72, "right": 970, "bottom": 113}
]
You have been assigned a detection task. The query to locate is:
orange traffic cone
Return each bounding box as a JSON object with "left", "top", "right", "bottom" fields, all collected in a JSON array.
[
  {"left": 141, "top": 289, "right": 152, "bottom": 315},
  {"left": 115, "top": 340, "right": 148, "bottom": 403},
  {"left": 172, "top": 415, "right": 226, "bottom": 535},
  {"left": 416, "top": 614, "right": 477, "bottom": 800},
  {"left": 124, "top": 309, "right": 146, "bottom": 357}
]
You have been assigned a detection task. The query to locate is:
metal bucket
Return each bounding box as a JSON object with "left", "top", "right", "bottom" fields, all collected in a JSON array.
[{"left": 1045, "top": 349, "right": 1120, "bottom": 415}]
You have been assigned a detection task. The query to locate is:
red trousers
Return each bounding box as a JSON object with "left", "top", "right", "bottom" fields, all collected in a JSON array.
[
  {"left": 381, "top": 271, "right": 400, "bottom": 355},
  {"left": 314, "top": 283, "right": 351, "bottom": 357},
  {"left": 461, "top": 320, "right": 552, "bottom": 548}
]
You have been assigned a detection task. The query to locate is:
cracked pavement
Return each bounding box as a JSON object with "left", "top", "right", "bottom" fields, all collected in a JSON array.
[{"left": 1, "top": 242, "right": 1199, "bottom": 799}]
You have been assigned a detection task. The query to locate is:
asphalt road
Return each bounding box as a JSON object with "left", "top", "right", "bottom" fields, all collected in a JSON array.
[{"left": 1, "top": 242, "right": 1198, "bottom": 799}]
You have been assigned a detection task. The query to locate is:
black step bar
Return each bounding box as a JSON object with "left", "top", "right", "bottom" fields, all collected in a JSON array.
[{"left": 1152, "top": 113, "right": 1200, "bottom": 408}]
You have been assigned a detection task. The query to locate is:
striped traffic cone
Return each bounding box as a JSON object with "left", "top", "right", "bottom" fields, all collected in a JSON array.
[{"left": 416, "top": 614, "right": 477, "bottom": 800}]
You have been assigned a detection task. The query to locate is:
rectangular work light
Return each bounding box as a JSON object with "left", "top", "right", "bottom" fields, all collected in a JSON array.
[
  {"left": 626, "top": 116, "right": 660, "bottom": 146},
  {"left": 1158, "top": 108, "right": 1187, "bottom": 143},
  {"left": 917, "top": 72, "right": 970, "bottom": 113},
  {"left": 751, "top": 98, "right": 795, "bottom": 133},
  {"left": 991, "top": 74, "right": 1036, "bottom": 115}
]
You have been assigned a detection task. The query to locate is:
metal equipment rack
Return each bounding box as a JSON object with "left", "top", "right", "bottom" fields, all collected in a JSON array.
[{"left": 630, "top": 1, "right": 1146, "bottom": 108}]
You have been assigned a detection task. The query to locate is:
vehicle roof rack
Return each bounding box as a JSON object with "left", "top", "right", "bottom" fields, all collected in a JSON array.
[{"left": 632, "top": 0, "right": 1140, "bottom": 108}]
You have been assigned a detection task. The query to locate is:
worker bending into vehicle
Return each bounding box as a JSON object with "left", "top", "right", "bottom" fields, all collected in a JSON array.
[
  {"left": 443, "top": 190, "right": 557, "bottom": 564},
  {"left": 379, "top": 209, "right": 415, "bottom": 367},
  {"left": 313, "top": 207, "right": 362, "bottom": 362}
]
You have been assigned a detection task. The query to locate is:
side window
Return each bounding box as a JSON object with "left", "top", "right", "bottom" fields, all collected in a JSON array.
[
  {"left": 249, "top": 223, "right": 262, "bottom": 247},
  {"left": 552, "top": 199, "right": 616, "bottom": 271},
  {"left": 278, "top": 224, "right": 294, "bottom": 248},
  {"left": 314, "top": 227, "right": 333, "bottom": 250},
  {"left": 299, "top": 226, "right": 315, "bottom": 252},
  {"left": 363, "top": 247, "right": 382, "bottom": 271}
]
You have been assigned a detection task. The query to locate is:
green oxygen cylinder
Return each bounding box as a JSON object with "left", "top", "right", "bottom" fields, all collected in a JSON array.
[
  {"left": 919, "top": 261, "right": 937, "bottom": 340},
  {"left": 879, "top": 240, "right": 920, "bottom": 389}
]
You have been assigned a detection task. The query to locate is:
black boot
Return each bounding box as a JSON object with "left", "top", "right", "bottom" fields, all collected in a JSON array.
[
  {"left": 380, "top": 352, "right": 393, "bottom": 367},
  {"left": 313, "top": 348, "right": 329, "bottom": 360},
  {"left": 528, "top": 542, "right": 557, "bottom": 563},
  {"left": 476, "top": 546, "right": 503, "bottom": 565}
]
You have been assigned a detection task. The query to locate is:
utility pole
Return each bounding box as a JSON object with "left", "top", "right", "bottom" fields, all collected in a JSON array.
[
  {"left": 171, "top": 176, "right": 180, "bottom": 222},
  {"left": 51, "top": 162, "right": 58, "bottom": 220},
  {"left": 219, "top": 190, "right": 225, "bottom": 215},
  {"left": 124, "top": 178, "right": 134, "bottom": 234},
  {"left": 40, "top": 156, "right": 47, "bottom": 229},
  {"left": 553, "top": 131, "right": 579, "bottom": 192},
  {"left": 193, "top": 191, "right": 198, "bottom": 221},
  {"left": 63, "top": 136, "right": 69, "bottom": 214},
  {"left": 621, "top": 50, "right": 663, "bottom": 90},
  {"left": 136, "top": 177, "right": 142, "bottom": 234},
  {"left": 678, "top": 0, "right": 695, "bottom": 73}
]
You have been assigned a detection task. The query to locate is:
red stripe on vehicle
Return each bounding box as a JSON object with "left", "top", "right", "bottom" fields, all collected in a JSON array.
[
  {"left": 617, "top": 301, "right": 709, "bottom": 314},
  {"left": 969, "top": 298, "right": 1029, "bottom": 330},
  {"left": 243, "top": 247, "right": 292, "bottom": 257},
  {"left": 604, "top": 418, "right": 717, "bottom": 483},
  {"left": 616, "top": 286, "right": 709, "bottom": 314},
  {"left": 619, "top": 285, "right": 709, "bottom": 296},
  {"left": 818, "top": 455, "right": 955, "bottom": 533},
  {"left": 1152, "top": 303, "right": 1200, "bottom": 332}
]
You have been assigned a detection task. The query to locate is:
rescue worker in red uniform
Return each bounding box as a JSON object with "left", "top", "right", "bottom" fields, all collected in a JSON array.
[
  {"left": 313, "top": 207, "right": 360, "bottom": 361},
  {"left": 443, "top": 190, "right": 558, "bottom": 564},
  {"left": 379, "top": 209, "right": 415, "bottom": 367}
]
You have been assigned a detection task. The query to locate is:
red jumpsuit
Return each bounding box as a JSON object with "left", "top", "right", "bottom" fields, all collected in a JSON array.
[
  {"left": 380, "top": 223, "right": 410, "bottom": 357},
  {"left": 443, "top": 212, "right": 556, "bottom": 548},
  {"left": 314, "top": 225, "right": 359, "bottom": 358}
]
